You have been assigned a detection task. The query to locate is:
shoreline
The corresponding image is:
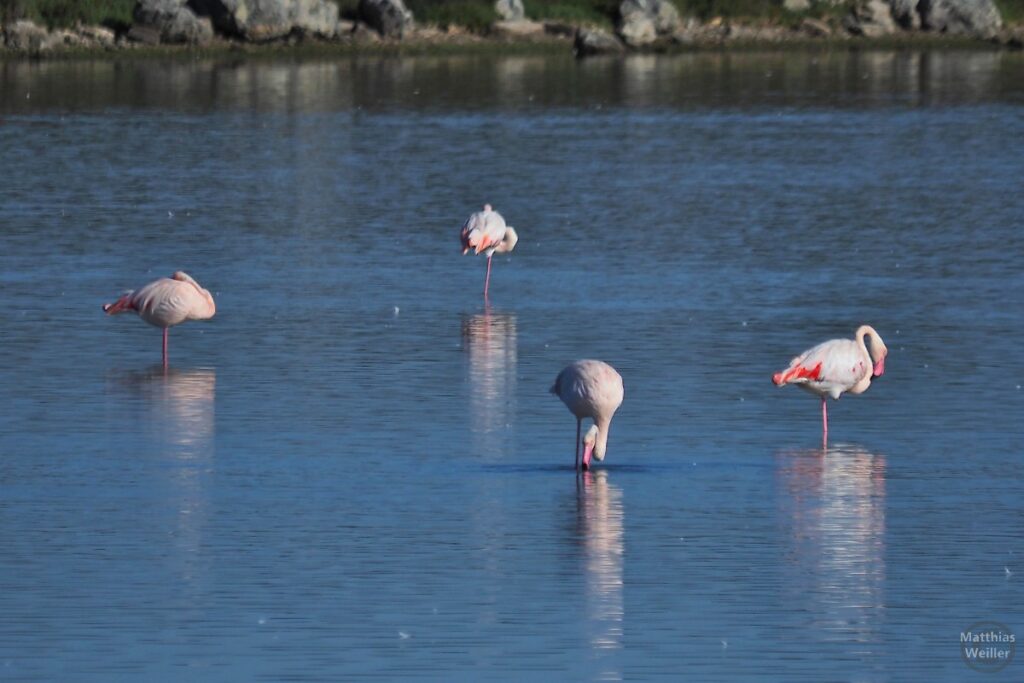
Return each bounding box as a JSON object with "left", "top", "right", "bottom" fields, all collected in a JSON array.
[{"left": 1, "top": 25, "right": 1022, "bottom": 61}]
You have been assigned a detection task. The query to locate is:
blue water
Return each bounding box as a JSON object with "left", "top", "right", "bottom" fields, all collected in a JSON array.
[{"left": 1, "top": 51, "right": 1022, "bottom": 681}]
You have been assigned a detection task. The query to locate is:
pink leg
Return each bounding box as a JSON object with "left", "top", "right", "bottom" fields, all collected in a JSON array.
[
  {"left": 483, "top": 255, "right": 493, "bottom": 299},
  {"left": 822, "top": 398, "right": 828, "bottom": 446},
  {"left": 575, "top": 418, "right": 581, "bottom": 470},
  {"left": 162, "top": 328, "right": 169, "bottom": 368}
]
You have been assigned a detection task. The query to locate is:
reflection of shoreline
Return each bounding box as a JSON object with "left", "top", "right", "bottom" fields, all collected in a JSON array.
[
  {"left": 462, "top": 311, "right": 516, "bottom": 460},
  {"left": 776, "top": 444, "right": 886, "bottom": 642},
  {"left": 576, "top": 470, "right": 624, "bottom": 675},
  {"left": 3, "top": 51, "right": 1012, "bottom": 112}
]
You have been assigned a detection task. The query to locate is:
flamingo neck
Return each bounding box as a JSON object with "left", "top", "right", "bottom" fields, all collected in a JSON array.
[{"left": 593, "top": 415, "right": 612, "bottom": 461}]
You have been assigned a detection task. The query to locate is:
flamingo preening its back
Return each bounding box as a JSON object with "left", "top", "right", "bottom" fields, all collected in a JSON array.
[
  {"left": 551, "top": 360, "right": 624, "bottom": 470},
  {"left": 460, "top": 204, "right": 519, "bottom": 299},
  {"left": 772, "top": 325, "right": 888, "bottom": 444},
  {"left": 103, "top": 271, "right": 216, "bottom": 367}
]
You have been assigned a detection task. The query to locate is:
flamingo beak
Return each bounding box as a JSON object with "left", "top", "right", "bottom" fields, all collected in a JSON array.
[
  {"left": 872, "top": 355, "right": 886, "bottom": 377},
  {"left": 582, "top": 442, "right": 594, "bottom": 470}
]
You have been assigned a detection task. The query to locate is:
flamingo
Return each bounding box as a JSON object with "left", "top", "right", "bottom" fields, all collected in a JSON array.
[
  {"left": 103, "top": 271, "right": 216, "bottom": 367},
  {"left": 772, "top": 325, "right": 888, "bottom": 444},
  {"left": 551, "top": 360, "right": 624, "bottom": 470},
  {"left": 460, "top": 204, "right": 519, "bottom": 299}
]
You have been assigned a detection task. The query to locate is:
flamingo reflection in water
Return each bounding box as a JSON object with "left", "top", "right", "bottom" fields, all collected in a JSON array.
[
  {"left": 114, "top": 367, "right": 217, "bottom": 584},
  {"left": 776, "top": 443, "right": 886, "bottom": 644},
  {"left": 461, "top": 310, "right": 517, "bottom": 458},
  {"left": 576, "top": 470, "right": 625, "bottom": 667}
]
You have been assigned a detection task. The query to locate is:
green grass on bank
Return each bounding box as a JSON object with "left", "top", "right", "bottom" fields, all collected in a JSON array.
[
  {"left": 1, "top": 0, "right": 134, "bottom": 30},
  {"left": 995, "top": 0, "right": 1024, "bottom": 23},
  {"left": 2, "top": 0, "right": 1021, "bottom": 34}
]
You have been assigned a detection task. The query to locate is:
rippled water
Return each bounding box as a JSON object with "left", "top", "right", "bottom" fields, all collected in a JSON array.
[{"left": 1, "top": 50, "right": 1022, "bottom": 681}]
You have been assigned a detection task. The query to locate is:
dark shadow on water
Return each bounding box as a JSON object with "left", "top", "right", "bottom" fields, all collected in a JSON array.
[{"left": 482, "top": 461, "right": 651, "bottom": 474}]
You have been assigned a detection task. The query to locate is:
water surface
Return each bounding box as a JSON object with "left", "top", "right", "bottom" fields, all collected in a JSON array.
[{"left": 1, "top": 50, "right": 1022, "bottom": 681}]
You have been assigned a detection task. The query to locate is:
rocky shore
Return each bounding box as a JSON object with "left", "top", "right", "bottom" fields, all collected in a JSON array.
[{"left": 1, "top": 0, "right": 1021, "bottom": 57}]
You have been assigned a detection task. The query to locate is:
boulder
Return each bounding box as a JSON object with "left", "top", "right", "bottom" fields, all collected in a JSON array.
[
  {"left": 494, "top": 0, "right": 525, "bottom": 22},
  {"left": 801, "top": 17, "right": 832, "bottom": 36},
  {"left": 784, "top": 0, "right": 811, "bottom": 11},
  {"left": 919, "top": 0, "right": 1002, "bottom": 38},
  {"left": 574, "top": 27, "right": 625, "bottom": 55},
  {"left": 491, "top": 20, "right": 545, "bottom": 37},
  {"left": 542, "top": 21, "right": 576, "bottom": 36},
  {"left": 843, "top": 0, "right": 897, "bottom": 36},
  {"left": 617, "top": 0, "right": 680, "bottom": 46},
  {"left": 134, "top": 0, "right": 214, "bottom": 44},
  {"left": 888, "top": 0, "right": 920, "bottom": 29},
  {"left": 357, "top": 0, "right": 414, "bottom": 37},
  {"left": 3, "top": 19, "right": 54, "bottom": 52},
  {"left": 126, "top": 24, "right": 163, "bottom": 44},
  {"left": 77, "top": 24, "right": 118, "bottom": 47},
  {"left": 189, "top": 0, "right": 340, "bottom": 41}
]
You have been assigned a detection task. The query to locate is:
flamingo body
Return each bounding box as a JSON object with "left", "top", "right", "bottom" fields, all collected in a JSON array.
[
  {"left": 104, "top": 271, "right": 215, "bottom": 365},
  {"left": 460, "top": 204, "right": 518, "bottom": 298},
  {"left": 551, "top": 360, "right": 624, "bottom": 470},
  {"left": 773, "top": 325, "right": 887, "bottom": 442}
]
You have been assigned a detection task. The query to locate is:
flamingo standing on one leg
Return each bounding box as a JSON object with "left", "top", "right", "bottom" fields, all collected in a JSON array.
[
  {"left": 103, "top": 271, "right": 216, "bottom": 367},
  {"left": 460, "top": 204, "right": 519, "bottom": 299},
  {"left": 551, "top": 360, "right": 624, "bottom": 470},
  {"left": 772, "top": 325, "right": 888, "bottom": 445}
]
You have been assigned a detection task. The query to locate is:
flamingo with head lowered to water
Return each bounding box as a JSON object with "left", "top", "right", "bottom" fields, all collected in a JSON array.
[
  {"left": 552, "top": 360, "right": 624, "bottom": 471},
  {"left": 772, "top": 325, "right": 888, "bottom": 444},
  {"left": 460, "top": 204, "right": 519, "bottom": 299},
  {"left": 103, "top": 271, "right": 216, "bottom": 367}
]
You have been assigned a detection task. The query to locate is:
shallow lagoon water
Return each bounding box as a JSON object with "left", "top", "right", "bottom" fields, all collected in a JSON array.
[{"left": 1, "top": 51, "right": 1023, "bottom": 681}]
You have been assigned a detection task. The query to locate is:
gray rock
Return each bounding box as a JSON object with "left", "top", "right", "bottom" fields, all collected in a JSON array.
[
  {"left": 357, "top": 0, "right": 414, "bottom": 37},
  {"left": 783, "top": 0, "right": 811, "bottom": 11},
  {"left": 617, "top": 0, "right": 679, "bottom": 46},
  {"left": 491, "top": 20, "right": 545, "bottom": 37},
  {"left": 542, "top": 21, "right": 576, "bottom": 36},
  {"left": 919, "top": 0, "right": 1002, "bottom": 37},
  {"left": 77, "top": 24, "right": 118, "bottom": 46},
  {"left": 134, "top": 0, "right": 214, "bottom": 44},
  {"left": 3, "top": 19, "right": 53, "bottom": 52},
  {"left": 801, "top": 17, "right": 832, "bottom": 36},
  {"left": 494, "top": 0, "right": 525, "bottom": 22},
  {"left": 843, "top": 0, "right": 897, "bottom": 36},
  {"left": 620, "top": 0, "right": 680, "bottom": 33},
  {"left": 126, "top": 24, "right": 163, "bottom": 44},
  {"left": 190, "top": 0, "right": 340, "bottom": 41},
  {"left": 618, "top": 13, "right": 657, "bottom": 45},
  {"left": 574, "top": 27, "right": 625, "bottom": 56},
  {"left": 888, "top": 0, "right": 920, "bottom": 29}
]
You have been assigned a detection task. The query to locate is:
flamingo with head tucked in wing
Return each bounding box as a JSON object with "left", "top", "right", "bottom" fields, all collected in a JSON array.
[
  {"left": 772, "top": 325, "right": 888, "bottom": 444},
  {"left": 552, "top": 360, "right": 624, "bottom": 471},
  {"left": 460, "top": 204, "right": 519, "bottom": 299},
  {"left": 103, "top": 271, "right": 216, "bottom": 367}
]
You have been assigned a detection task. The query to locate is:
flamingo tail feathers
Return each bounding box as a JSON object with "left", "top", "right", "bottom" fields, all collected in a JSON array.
[{"left": 772, "top": 361, "right": 822, "bottom": 386}]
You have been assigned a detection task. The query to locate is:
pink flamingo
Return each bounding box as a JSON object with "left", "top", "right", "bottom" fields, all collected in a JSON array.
[
  {"left": 551, "top": 360, "right": 624, "bottom": 470},
  {"left": 772, "top": 325, "right": 888, "bottom": 444},
  {"left": 460, "top": 204, "right": 519, "bottom": 299},
  {"left": 103, "top": 271, "right": 216, "bottom": 366}
]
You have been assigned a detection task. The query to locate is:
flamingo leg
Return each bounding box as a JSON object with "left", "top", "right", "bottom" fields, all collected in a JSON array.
[
  {"left": 575, "top": 418, "right": 581, "bottom": 470},
  {"left": 821, "top": 398, "right": 828, "bottom": 446},
  {"left": 483, "top": 255, "right": 493, "bottom": 299},
  {"left": 162, "top": 328, "right": 169, "bottom": 368}
]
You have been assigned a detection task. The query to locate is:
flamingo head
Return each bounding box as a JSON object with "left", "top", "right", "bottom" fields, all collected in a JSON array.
[
  {"left": 868, "top": 332, "right": 888, "bottom": 377},
  {"left": 581, "top": 425, "right": 600, "bottom": 470}
]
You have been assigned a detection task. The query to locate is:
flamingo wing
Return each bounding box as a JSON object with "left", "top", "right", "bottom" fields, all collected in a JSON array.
[
  {"left": 461, "top": 208, "right": 507, "bottom": 254},
  {"left": 774, "top": 339, "right": 869, "bottom": 397}
]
